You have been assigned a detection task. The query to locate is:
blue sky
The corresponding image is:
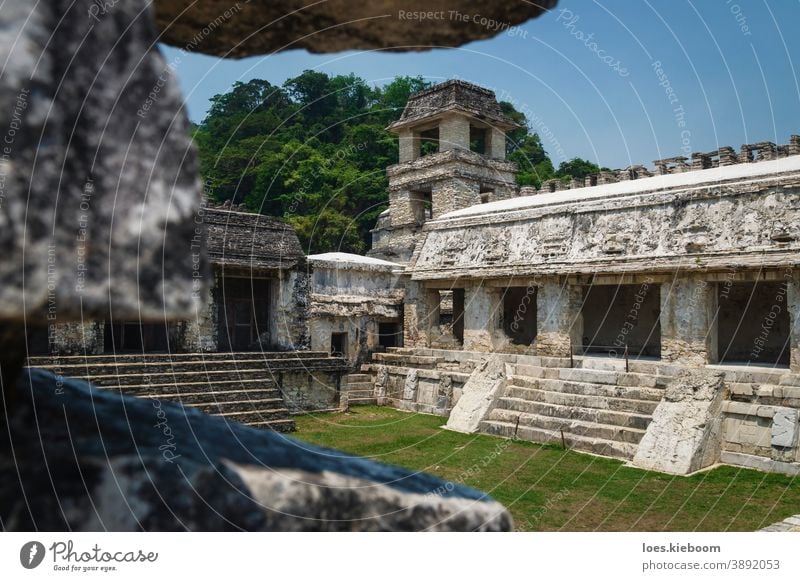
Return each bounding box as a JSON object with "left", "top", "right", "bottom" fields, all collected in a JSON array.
[{"left": 162, "top": 0, "right": 800, "bottom": 169}]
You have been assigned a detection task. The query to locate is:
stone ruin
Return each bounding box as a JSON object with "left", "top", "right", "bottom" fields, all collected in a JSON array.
[
  {"left": 356, "top": 79, "right": 800, "bottom": 478},
  {"left": 0, "top": 0, "right": 560, "bottom": 532}
]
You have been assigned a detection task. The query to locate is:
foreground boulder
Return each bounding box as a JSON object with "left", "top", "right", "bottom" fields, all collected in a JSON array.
[
  {"left": 0, "top": 370, "right": 511, "bottom": 531},
  {"left": 155, "top": 0, "right": 558, "bottom": 58}
]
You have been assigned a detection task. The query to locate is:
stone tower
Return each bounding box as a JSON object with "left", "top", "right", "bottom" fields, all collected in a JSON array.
[{"left": 368, "top": 80, "right": 520, "bottom": 263}]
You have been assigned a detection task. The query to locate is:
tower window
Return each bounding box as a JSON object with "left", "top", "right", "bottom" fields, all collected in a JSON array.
[
  {"left": 470, "top": 125, "right": 488, "bottom": 154},
  {"left": 418, "top": 128, "right": 439, "bottom": 156}
]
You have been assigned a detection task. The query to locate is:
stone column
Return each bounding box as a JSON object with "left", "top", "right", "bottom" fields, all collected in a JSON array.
[
  {"left": 789, "top": 271, "right": 800, "bottom": 373},
  {"left": 438, "top": 115, "right": 470, "bottom": 152},
  {"left": 403, "top": 281, "right": 439, "bottom": 348},
  {"left": 535, "top": 279, "right": 582, "bottom": 357},
  {"left": 463, "top": 283, "right": 501, "bottom": 352},
  {"left": 397, "top": 129, "right": 418, "bottom": 163},
  {"left": 489, "top": 127, "right": 506, "bottom": 159},
  {"left": 660, "top": 276, "right": 715, "bottom": 365}
]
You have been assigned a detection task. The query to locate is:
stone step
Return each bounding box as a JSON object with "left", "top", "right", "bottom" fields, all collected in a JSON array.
[
  {"left": 510, "top": 377, "right": 664, "bottom": 402},
  {"left": 371, "top": 353, "right": 443, "bottom": 367},
  {"left": 514, "top": 364, "right": 560, "bottom": 379},
  {"left": 212, "top": 409, "right": 294, "bottom": 425},
  {"left": 495, "top": 397, "right": 652, "bottom": 430},
  {"left": 503, "top": 385, "right": 658, "bottom": 415},
  {"left": 345, "top": 382, "right": 374, "bottom": 391},
  {"left": 488, "top": 408, "right": 646, "bottom": 444},
  {"left": 27, "top": 351, "right": 333, "bottom": 366},
  {"left": 28, "top": 357, "right": 346, "bottom": 376},
  {"left": 194, "top": 400, "right": 289, "bottom": 416},
  {"left": 346, "top": 389, "right": 374, "bottom": 397},
  {"left": 346, "top": 374, "right": 373, "bottom": 384},
  {"left": 132, "top": 387, "right": 283, "bottom": 404},
  {"left": 348, "top": 397, "right": 378, "bottom": 406},
  {"left": 242, "top": 419, "right": 296, "bottom": 432},
  {"left": 480, "top": 420, "right": 637, "bottom": 460},
  {"left": 58, "top": 369, "right": 279, "bottom": 387},
  {"left": 558, "top": 367, "right": 619, "bottom": 385}
]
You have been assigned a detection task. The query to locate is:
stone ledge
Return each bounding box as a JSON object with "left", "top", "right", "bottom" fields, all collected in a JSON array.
[{"left": 721, "top": 451, "right": 800, "bottom": 476}]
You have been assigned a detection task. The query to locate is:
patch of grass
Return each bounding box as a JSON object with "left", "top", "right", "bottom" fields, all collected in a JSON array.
[{"left": 293, "top": 406, "right": 800, "bottom": 531}]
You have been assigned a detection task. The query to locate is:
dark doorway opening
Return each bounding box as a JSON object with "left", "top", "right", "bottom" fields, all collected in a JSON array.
[
  {"left": 503, "top": 287, "right": 537, "bottom": 345},
  {"left": 218, "top": 277, "right": 270, "bottom": 352},
  {"left": 581, "top": 283, "right": 661, "bottom": 358},
  {"left": 104, "top": 321, "right": 173, "bottom": 353},
  {"left": 452, "top": 288, "right": 465, "bottom": 346},
  {"left": 717, "top": 281, "right": 790, "bottom": 367},
  {"left": 331, "top": 332, "right": 348, "bottom": 357},
  {"left": 378, "top": 322, "right": 400, "bottom": 349}
]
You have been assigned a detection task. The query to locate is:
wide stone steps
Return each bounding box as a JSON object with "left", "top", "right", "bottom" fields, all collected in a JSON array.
[
  {"left": 510, "top": 376, "right": 665, "bottom": 402},
  {"left": 488, "top": 408, "right": 646, "bottom": 444},
  {"left": 23, "top": 352, "right": 319, "bottom": 432},
  {"left": 342, "top": 373, "right": 376, "bottom": 406},
  {"left": 481, "top": 419, "right": 638, "bottom": 460},
  {"left": 50, "top": 368, "right": 279, "bottom": 388},
  {"left": 27, "top": 351, "right": 332, "bottom": 366},
  {"left": 502, "top": 385, "right": 658, "bottom": 415},
  {"left": 371, "top": 352, "right": 443, "bottom": 368},
  {"left": 129, "top": 385, "right": 282, "bottom": 403},
  {"left": 495, "top": 396, "right": 652, "bottom": 430}
]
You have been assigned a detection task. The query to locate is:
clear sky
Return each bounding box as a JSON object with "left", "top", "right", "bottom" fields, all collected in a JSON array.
[{"left": 162, "top": 0, "right": 800, "bottom": 170}]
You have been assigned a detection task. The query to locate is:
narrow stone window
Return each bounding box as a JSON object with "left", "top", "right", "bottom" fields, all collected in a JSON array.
[
  {"left": 470, "top": 125, "right": 488, "bottom": 154},
  {"left": 418, "top": 127, "right": 439, "bottom": 156}
]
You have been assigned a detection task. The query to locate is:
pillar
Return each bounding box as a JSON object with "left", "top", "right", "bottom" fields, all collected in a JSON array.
[
  {"left": 660, "top": 276, "right": 715, "bottom": 366},
  {"left": 789, "top": 271, "right": 800, "bottom": 373},
  {"left": 462, "top": 283, "right": 501, "bottom": 352},
  {"left": 535, "top": 279, "right": 582, "bottom": 357},
  {"left": 403, "top": 281, "right": 439, "bottom": 348}
]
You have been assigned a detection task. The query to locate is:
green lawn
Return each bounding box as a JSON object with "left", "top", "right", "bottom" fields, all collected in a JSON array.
[{"left": 293, "top": 406, "right": 800, "bottom": 531}]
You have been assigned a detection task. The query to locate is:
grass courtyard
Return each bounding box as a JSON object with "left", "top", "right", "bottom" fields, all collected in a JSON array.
[{"left": 293, "top": 406, "right": 800, "bottom": 531}]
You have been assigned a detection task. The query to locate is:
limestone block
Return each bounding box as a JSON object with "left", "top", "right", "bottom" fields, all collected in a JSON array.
[
  {"left": 445, "top": 356, "right": 507, "bottom": 434},
  {"left": 632, "top": 370, "right": 725, "bottom": 475},
  {"left": 772, "top": 408, "right": 799, "bottom": 448}
]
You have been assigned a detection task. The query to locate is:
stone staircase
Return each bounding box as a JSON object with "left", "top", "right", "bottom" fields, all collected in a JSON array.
[
  {"left": 342, "top": 372, "right": 377, "bottom": 406},
  {"left": 26, "top": 351, "right": 347, "bottom": 432},
  {"left": 480, "top": 364, "right": 672, "bottom": 460}
]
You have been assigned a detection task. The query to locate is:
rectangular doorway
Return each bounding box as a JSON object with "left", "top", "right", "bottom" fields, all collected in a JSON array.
[
  {"left": 717, "top": 281, "right": 790, "bottom": 367},
  {"left": 581, "top": 283, "right": 661, "bottom": 358},
  {"left": 330, "top": 332, "right": 348, "bottom": 357},
  {"left": 217, "top": 277, "right": 270, "bottom": 351}
]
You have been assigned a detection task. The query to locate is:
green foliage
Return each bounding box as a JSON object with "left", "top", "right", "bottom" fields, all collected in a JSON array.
[
  {"left": 556, "top": 157, "right": 608, "bottom": 180},
  {"left": 194, "top": 73, "right": 606, "bottom": 253}
]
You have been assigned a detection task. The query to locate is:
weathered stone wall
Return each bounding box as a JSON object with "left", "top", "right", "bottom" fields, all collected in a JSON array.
[
  {"left": 272, "top": 270, "right": 310, "bottom": 350},
  {"left": 410, "top": 172, "right": 800, "bottom": 280},
  {"left": 280, "top": 369, "right": 342, "bottom": 412},
  {"left": 176, "top": 272, "right": 219, "bottom": 352},
  {"left": 50, "top": 321, "right": 104, "bottom": 355}
]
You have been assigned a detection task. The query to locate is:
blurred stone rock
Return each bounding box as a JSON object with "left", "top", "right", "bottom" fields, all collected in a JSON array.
[
  {"left": 155, "top": 0, "right": 557, "bottom": 58},
  {"left": 0, "top": 369, "right": 512, "bottom": 531},
  {"left": 0, "top": 1, "right": 205, "bottom": 325}
]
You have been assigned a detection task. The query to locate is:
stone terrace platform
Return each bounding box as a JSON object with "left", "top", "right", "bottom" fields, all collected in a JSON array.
[
  {"left": 27, "top": 351, "right": 349, "bottom": 432},
  {"left": 359, "top": 347, "right": 800, "bottom": 472}
]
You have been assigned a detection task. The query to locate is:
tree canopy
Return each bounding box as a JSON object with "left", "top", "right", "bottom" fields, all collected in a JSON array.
[{"left": 193, "top": 71, "right": 603, "bottom": 254}]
